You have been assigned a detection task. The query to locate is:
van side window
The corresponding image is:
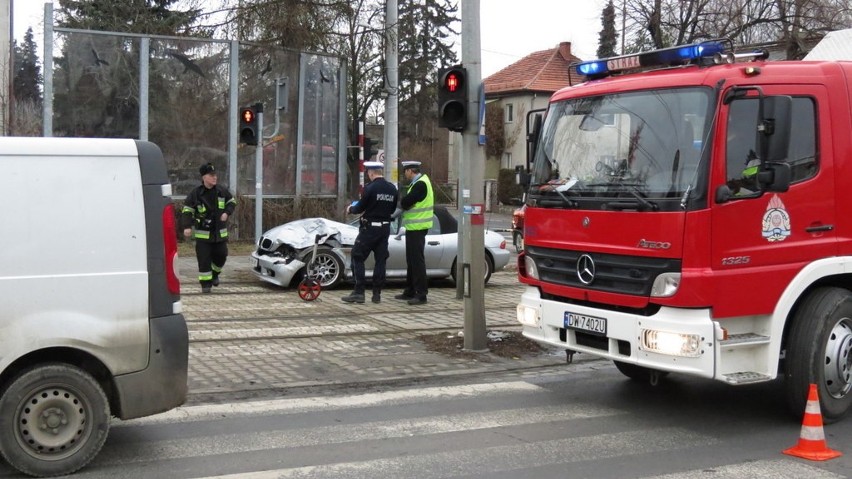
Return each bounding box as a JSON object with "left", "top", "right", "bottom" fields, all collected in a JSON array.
[{"left": 724, "top": 97, "right": 817, "bottom": 195}]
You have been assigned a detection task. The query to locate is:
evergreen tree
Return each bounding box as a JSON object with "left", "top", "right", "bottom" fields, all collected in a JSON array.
[
  {"left": 13, "top": 28, "right": 42, "bottom": 105},
  {"left": 56, "top": 0, "right": 201, "bottom": 35},
  {"left": 396, "top": 0, "right": 459, "bottom": 139},
  {"left": 597, "top": 1, "right": 619, "bottom": 58}
]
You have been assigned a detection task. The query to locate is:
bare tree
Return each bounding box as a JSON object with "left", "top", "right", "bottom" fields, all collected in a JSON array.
[{"left": 620, "top": 0, "right": 850, "bottom": 58}]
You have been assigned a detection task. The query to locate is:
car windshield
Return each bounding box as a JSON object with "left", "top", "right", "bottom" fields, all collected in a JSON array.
[{"left": 530, "top": 87, "right": 713, "bottom": 211}]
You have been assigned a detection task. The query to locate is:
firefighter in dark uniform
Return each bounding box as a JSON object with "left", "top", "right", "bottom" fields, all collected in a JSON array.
[
  {"left": 182, "top": 163, "right": 237, "bottom": 293},
  {"left": 341, "top": 161, "right": 399, "bottom": 304}
]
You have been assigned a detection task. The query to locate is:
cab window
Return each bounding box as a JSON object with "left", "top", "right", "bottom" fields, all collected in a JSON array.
[{"left": 724, "top": 97, "right": 816, "bottom": 195}]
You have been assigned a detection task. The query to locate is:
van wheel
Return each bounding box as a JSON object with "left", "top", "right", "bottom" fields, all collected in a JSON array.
[
  {"left": 450, "top": 254, "right": 494, "bottom": 285},
  {"left": 784, "top": 287, "right": 852, "bottom": 423},
  {"left": 302, "top": 246, "right": 343, "bottom": 289},
  {"left": 0, "top": 364, "right": 110, "bottom": 477},
  {"left": 613, "top": 361, "right": 669, "bottom": 384}
]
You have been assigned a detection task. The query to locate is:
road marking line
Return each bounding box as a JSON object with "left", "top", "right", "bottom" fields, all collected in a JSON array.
[
  {"left": 102, "top": 403, "right": 626, "bottom": 466},
  {"left": 118, "top": 381, "right": 543, "bottom": 426}
]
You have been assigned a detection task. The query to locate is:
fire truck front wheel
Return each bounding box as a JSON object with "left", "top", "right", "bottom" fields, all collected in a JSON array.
[{"left": 784, "top": 286, "right": 852, "bottom": 424}]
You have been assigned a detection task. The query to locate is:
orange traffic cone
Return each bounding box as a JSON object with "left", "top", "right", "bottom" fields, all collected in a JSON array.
[{"left": 783, "top": 383, "right": 842, "bottom": 461}]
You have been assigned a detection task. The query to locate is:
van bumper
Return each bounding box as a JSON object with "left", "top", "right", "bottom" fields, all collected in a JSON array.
[{"left": 113, "top": 313, "right": 189, "bottom": 419}]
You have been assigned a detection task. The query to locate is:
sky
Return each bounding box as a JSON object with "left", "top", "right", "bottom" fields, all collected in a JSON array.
[{"left": 12, "top": 0, "right": 609, "bottom": 78}]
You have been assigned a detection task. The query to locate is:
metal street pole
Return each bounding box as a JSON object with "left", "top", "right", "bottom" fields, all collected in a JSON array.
[
  {"left": 385, "top": 0, "right": 399, "bottom": 181},
  {"left": 461, "top": 0, "right": 487, "bottom": 352},
  {"left": 254, "top": 104, "right": 264, "bottom": 242}
]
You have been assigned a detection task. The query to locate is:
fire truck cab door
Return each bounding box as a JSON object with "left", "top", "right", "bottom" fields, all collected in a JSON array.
[{"left": 710, "top": 85, "right": 833, "bottom": 318}]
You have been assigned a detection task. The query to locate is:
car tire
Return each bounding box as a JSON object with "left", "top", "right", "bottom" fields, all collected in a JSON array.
[
  {"left": 0, "top": 363, "right": 110, "bottom": 477},
  {"left": 784, "top": 287, "right": 852, "bottom": 423},
  {"left": 450, "top": 254, "right": 494, "bottom": 285},
  {"left": 302, "top": 246, "right": 344, "bottom": 289}
]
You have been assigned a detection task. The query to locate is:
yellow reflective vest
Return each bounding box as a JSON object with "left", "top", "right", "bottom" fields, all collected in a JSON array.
[{"left": 402, "top": 174, "right": 434, "bottom": 231}]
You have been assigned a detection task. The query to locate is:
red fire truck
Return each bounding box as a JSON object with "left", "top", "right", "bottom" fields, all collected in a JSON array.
[{"left": 515, "top": 40, "right": 852, "bottom": 421}]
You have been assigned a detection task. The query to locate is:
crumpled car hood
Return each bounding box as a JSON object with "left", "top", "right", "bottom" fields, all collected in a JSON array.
[{"left": 260, "top": 218, "right": 359, "bottom": 250}]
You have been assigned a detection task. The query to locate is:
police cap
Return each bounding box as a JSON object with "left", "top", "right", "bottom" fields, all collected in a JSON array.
[
  {"left": 199, "top": 163, "right": 217, "bottom": 176},
  {"left": 401, "top": 160, "right": 421, "bottom": 170},
  {"left": 364, "top": 161, "right": 384, "bottom": 170}
]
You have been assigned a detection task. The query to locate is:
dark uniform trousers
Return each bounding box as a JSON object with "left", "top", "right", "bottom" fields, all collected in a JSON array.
[
  {"left": 196, "top": 241, "right": 228, "bottom": 287},
  {"left": 351, "top": 222, "right": 391, "bottom": 295},
  {"left": 404, "top": 228, "right": 428, "bottom": 300}
]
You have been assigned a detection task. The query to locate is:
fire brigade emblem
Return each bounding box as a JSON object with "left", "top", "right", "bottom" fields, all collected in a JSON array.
[{"left": 761, "top": 194, "right": 791, "bottom": 242}]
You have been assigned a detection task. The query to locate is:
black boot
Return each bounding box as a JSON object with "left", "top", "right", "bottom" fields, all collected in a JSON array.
[
  {"left": 371, "top": 291, "right": 381, "bottom": 304},
  {"left": 341, "top": 291, "right": 365, "bottom": 303}
]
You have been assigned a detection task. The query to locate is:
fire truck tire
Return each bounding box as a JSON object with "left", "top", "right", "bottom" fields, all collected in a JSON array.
[
  {"left": 784, "top": 287, "right": 852, "bottom": 423},
  {"left": 613, "top": 361, "right": 668, "bottom": 383}
]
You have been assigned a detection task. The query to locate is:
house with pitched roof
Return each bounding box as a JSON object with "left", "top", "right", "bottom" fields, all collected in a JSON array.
[{"left": 479, "top": 41, "right": 585, "bottom": 180}]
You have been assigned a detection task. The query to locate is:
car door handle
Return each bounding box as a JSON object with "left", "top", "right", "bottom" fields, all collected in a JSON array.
[
  {"left": 805, "top": 224, "right": 834, "bottom": 233},
  {"left": 428, "top": 241, "right": 440, "bottom": 246}
]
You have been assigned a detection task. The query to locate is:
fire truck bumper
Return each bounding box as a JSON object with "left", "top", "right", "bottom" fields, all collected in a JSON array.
[{"left": 517, "top": 287, "right": 718, "bottom": 378}]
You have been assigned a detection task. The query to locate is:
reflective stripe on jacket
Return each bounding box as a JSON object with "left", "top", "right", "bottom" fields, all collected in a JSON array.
[
  {"left": 181, "top": 184, "right": 236, "bottom": 242},
  {"left": 402, "top": 174, "right": 434, "bottom": 231}
]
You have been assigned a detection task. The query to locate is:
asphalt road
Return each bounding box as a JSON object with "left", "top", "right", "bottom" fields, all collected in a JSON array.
[{"left": 5, "top": 366, "right": 850, "bottom": 478}]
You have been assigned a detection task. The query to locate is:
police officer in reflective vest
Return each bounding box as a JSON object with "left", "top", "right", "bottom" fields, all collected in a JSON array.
[
  {"left": 342, "top": 161, "right": 399, "bottom": 304},
  {"left": 395, "top": 160, "right": 434, "bottom": 305},
  {"left": 181, "top": 163, "right": 237, "bottom": 293}
]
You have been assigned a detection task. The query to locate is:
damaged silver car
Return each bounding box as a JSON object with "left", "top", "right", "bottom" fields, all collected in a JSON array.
[{"left": 249, "top": 206, "right": 510, "bottom": 288}]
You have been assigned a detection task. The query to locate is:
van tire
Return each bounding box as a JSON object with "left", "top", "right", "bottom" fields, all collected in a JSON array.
[
  {"left": 0, "top": 363, "right": 110, "bottom": 477},
  {"left": 784, "top": 287, "right": 852, "bottom": 423}
]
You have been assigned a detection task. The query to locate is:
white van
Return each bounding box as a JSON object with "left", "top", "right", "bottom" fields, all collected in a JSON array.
[{"left": 0, "top": 138, "right": 188, "bottom": 477}]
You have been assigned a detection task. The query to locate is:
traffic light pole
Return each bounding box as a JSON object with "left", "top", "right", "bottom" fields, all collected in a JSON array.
[
  {"left": 461, "top": 0, "right": 487, "bottom": 352},
  {"left": 254, "top": 105, "right": 264, "bottom": 242}
]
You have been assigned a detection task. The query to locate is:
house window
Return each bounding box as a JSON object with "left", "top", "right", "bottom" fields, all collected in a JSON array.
[
  {"left": 502, "top": 152, "right": 513, "bottom": 169},
  {"left": 505, "top": 103, "right": 514, "bottom": 123}
]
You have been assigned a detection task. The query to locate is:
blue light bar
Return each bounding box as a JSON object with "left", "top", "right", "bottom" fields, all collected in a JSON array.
[
  {"left": 576, "top": 60, "right": 608, "bottom": 77},
  {"left": 575, "top": 41, "right": 726, "bottom": 79}
]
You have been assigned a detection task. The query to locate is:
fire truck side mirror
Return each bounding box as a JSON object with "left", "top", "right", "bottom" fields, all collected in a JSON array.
[
  {"left": 759, "top": 95, "right": 792, "bottom": 163},
  {"left": 759, "top": 162, "right": 791, "bottom": 193},
  {"left": 515, "top": 165, "right": 530, "bottom": 188}
]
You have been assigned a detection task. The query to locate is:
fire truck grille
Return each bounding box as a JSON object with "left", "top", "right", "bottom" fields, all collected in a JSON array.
[{"left": 526, "top": 246, "right": 681, "bottom": 296}]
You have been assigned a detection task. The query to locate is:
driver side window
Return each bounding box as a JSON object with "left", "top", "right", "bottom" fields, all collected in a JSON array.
[{"left": 724, "top": 97, "right": 816, "bottom": 196}]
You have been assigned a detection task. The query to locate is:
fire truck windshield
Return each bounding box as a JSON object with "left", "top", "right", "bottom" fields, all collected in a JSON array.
[{"left": 530, "top": 87, "right": 714, "bottom": 212}]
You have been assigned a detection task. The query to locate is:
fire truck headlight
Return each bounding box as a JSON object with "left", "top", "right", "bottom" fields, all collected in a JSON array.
[
  {"left": 651, "top": 272, "right": 681, "bottom": 297},
  {"left": 641, "top": 329, "right": 702, "bottom": 357},
  {"left": 517, "top": 304, "right": 541, "bottom": 327},
  {"left": 524, "top": 256, "right": 540, "bottom": 280}
]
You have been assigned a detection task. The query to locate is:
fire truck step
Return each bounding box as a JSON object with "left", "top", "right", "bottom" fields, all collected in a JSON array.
[
  {"left": 723, "top": 371, "right": 771, "bottom": 384},
  {"left": 719, "top": 333, "right": 770, "bottom": 347}
]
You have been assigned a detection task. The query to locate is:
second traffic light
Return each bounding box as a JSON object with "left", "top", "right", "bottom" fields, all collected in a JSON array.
[
  {"left": 239, "top": 104, "right": 261, "bottom": 145},
  {"left": 364, "top": 136, "right": 378, "bottom": 159},
  {"left": 437, "top": 66, "right": 468, "bottom": 132}
]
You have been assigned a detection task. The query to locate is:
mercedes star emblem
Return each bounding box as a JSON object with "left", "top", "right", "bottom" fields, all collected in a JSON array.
[{"left": 577, "top": 254, "right": 596, "bottom": 285}]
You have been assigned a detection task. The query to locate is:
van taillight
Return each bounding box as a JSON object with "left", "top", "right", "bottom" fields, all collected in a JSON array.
[{"left": 162, "top": 203, "right": 181, "bottom": 295}]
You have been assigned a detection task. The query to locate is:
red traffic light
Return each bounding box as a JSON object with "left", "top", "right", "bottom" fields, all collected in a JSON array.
[
  {"left": 445, "top": 72, "right": 461, "bottom": 92},
  {"left": 241, "top": 108, "right": 255, "bottom": 125}
]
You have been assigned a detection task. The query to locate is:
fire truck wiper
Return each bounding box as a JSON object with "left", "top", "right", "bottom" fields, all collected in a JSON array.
[
  {"left": 537, "top": 186, "right": 578, "bottom": 208},
  {"left": 588, "top": 178, "right": 658, "bottom": 211}
]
